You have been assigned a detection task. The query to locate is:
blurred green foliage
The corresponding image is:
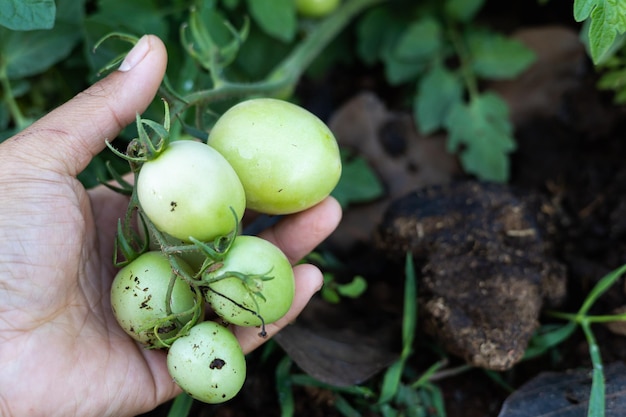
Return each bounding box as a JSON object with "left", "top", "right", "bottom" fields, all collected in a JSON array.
[{"left": 4, "top": 0, "right": 621, "bottom": 187}]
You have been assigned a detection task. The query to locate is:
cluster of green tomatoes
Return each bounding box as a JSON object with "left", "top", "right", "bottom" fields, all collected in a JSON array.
[{"left": 108, "top": 98, "right": 342, "bottom": 403}]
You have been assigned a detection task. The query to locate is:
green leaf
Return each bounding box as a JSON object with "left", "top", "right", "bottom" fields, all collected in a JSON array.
[
  {"left": 221, "top": 0, "right": 240, "bottom": 9},
  {"left": 336, "top": 276, "right": 367, "bottom": 298},
  {"left": 581, "top": 321, "right": 605, "bottom": 417},
  {"left": 54, "top": 0, "right": 84, "bottom": 25},
  {"left": 321, "top": 285, "right": 341, "bottom": 304},
  {"left": 275, "top": 356, "right": 295, "bottom": 417},
  {"left": 574, "top": 0, "right": 596, "bottom": 21},
  {"left": 393, "top": 17, "right": 442, "bottom": 61},
  {"left": 382, "top": 50, "right": 426, "bottom": 84},
  {"left": 414, "top": 64, "right": 463, "bottom": 134},
  {"left": 445, "top": 92, "right": 516, "bottom": 182},
  {"left": 577, "top": 263, "right": 626, "bottom": 317},
  {"left": 87, "top": 0, "right": 169, "bottom": 38},
  {"left": 574, "top": 0, "right": 626, "bottom": 64},
  {"left": 0, "top": 0, "right": 56, "bottom": 30},
  {"left": 357, "top": 9, "right": 428, "bottom": 84},
  {"left": 523, "top": 322, "right": 578, "bottom": 360},
  {"left": 331, "top": 152, "right": 384, "bottom": 208},
  {"left": 401, "top": 254, "right": 417, "bottom": 355},
  {"left": 84, "top": 0, "right": 169, "bottom": 72},
  {"left": 395, "top": 383, "right": 424, "bottom": 414},
  {"left": 587, "top": 0, "right": 626, "bottom": 64},
  {"left": 235, "top": 25, "right": 292, "bottom": 80},
  {"left": 378, "top": 254, "right": 417, "bottom": 405},
  {"left": 467, "top": 29, "right": 536, "bottom": 80},
  {"left": 333, "top": 394, "right": 363, "bottom": 417},
  {"left": 0, "top": 0, "right": 84, "bottom": 79},
  {"left": 246, "top": 0, "right": 296, "bottom": 43},
  {"left": 166, "top": 393, "right": 194, "bottom": 417},
  {"left": 0, "top": 101, "right": 9, "bottom": 131},
  {"left": 378, "top": 360, "right": 404, "bottom": 404},
  {"left": 356, "top": 6, "right": 396, "bottom": 64},
  {"left": 445, "top": 0, "right": 485, "bottom": 22}
]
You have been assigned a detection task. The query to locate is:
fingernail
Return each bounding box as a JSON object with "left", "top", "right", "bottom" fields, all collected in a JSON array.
[{"left": 119, "top": 35, "right": 150, "bottom": 72}]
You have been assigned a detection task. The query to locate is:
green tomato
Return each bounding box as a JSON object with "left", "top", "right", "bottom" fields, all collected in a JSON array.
[
  {"left": 296, "top": 0, "right": 340, "bottom": 18},
  {"left": 167, "top": 321, "right": 246, "bottom": 403},
  {"left": 207, "top": 98, "right": 341, "bottom": 215},
  {"left": 137, "top": 140, "right": 246, "bottom": 242},
  {"left": 205, "top": 235, "right": 295, "bottom": 327},
  {"left": 110, "top": 251, "right": 198, "bottom": 348}
]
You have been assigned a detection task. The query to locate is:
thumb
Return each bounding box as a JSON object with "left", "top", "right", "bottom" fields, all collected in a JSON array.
[{"left": 2, "top": 34, "right": 168, "bottom": 177}]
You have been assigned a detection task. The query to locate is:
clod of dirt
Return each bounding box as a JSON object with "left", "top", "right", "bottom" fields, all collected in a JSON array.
[{"left": 376, "top": 181, "right": 567, "bottom": 370}]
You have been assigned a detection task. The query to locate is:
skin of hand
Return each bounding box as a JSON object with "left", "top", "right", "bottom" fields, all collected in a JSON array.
[{"left": 0, "top": 35, "right": 341, "bottom": 417}]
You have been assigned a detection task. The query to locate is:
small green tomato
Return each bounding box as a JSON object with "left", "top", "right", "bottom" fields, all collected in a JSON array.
[
  {"left": 110, "top": 251, "right": 198, "bottom": 348},
  {"left": 167, "top": 321, "right": 246, "bottom": 403},
  {"left": 136, "top": 140, "right": 246, "bottom": 242},
  {"left": 205, "top": 235, "right": 295, "bottom": 327}
]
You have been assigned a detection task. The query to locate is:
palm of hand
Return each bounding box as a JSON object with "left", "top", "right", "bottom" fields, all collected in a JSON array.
[{"left": 0, "top": 162, "right": 177, "bottom": 417}]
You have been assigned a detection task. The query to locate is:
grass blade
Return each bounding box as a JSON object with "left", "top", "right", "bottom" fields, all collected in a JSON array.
[
  {"left": 166, "top": 393, "right": 193, "bottom": 417},
  {"left": 581, "top": 320, "right": 605, "bottom": 417},
  {"left": 578, "top": 264, "right": 626, "bottom": 317},
  {"left": 276, "top": 356, "right": 295, "bottom": 417},
  {"left": 378, "top": 254, "right": 418, "bottom": 404}
]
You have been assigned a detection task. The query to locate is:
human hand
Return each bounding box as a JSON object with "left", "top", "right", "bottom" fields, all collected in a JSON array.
[{"left": 0, "top": 35, "right": 341, "bottom": 417}]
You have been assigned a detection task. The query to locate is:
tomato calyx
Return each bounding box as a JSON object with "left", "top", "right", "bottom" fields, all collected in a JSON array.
[
  {"left": 113, "top": 186, "right": 269, "bottom": 344},
  {"left": 105, "top": 100, "right": 172, "bottom": 169},
  {"left": 139, "top": 287, "right": 205, "bottom": 349}
]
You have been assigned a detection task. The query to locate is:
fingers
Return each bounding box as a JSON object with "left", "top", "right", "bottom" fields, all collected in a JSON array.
[
  {"left": 234, "top": 263, "right": 323, "bottom": 354},
  {"left": 2, "top": 35, "right": 167, "bottom": 177},
  {"left": 234, "top": 197, "right": 342, "bottom": 352},
  {"left": 259, "top": 196, "right": 343, "bottom": 264}
]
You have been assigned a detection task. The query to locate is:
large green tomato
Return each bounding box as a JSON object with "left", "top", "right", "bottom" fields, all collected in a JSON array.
[
  {"left": 207, "top": 98, "right": 341, "bottom": 215},
  {"left": 167, "top": 321, "right": 246, "bottom": 403},
  {"left": 205, "top": 235, "right": 295, "bottom": 327},
  {"left": 137, "top": 140, "right": 246, "bottom": 242},
  {"left": 110, "top": 251, "right": 198, "bottom": 348}
]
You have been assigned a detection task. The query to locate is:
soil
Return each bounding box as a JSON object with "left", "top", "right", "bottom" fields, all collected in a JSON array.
[{"left": 141, "top": 2, "right": 626, "bottom": 416}]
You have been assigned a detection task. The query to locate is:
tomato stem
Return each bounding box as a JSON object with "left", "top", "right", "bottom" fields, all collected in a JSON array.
[
  {"left": 446, "top": 22, "right": 480, "bottom": 102},
  {"left": 168, "top": 0, "right": 387, "bottom": 119},
  {"left": 0, "top": 68, "right": 29, "bottom": 130}
]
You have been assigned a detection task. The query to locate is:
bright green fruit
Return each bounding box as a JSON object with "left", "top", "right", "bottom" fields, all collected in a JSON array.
[
  {"left": 208, "top": 98, "right": 341, "bottom": 215},
  {"left": 110, "top": 251, "right": 198, "bottom": 348},
  {"left": 205, "top": 235, "right": 295, "bottom": 327},
  {"left": 137, "top": 140, "right": 245, "bottom": 242},
  {"left": 167, "top": 321, "right": 246, "bottom": 403}
]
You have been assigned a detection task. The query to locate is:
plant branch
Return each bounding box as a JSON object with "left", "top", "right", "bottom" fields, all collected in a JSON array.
[{"left": 170, "top": 0, "right": 386, "bottom": 118}]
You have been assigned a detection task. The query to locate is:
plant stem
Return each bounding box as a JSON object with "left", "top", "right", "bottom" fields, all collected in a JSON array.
[
  {"left": 447, "top": 23, "right": 480, "bottom": 102},
  {"left": 269, "top": 0, "right": 386, "bottom": 82},
  {"left": 170, "top": 0, "right": 386, "bottom": 117},
  {"left": 0, "top": 69, "right": 28, "bottom": 130},
  {"left": 581, "top": 320, "right": 606, "bottom": 417}
]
